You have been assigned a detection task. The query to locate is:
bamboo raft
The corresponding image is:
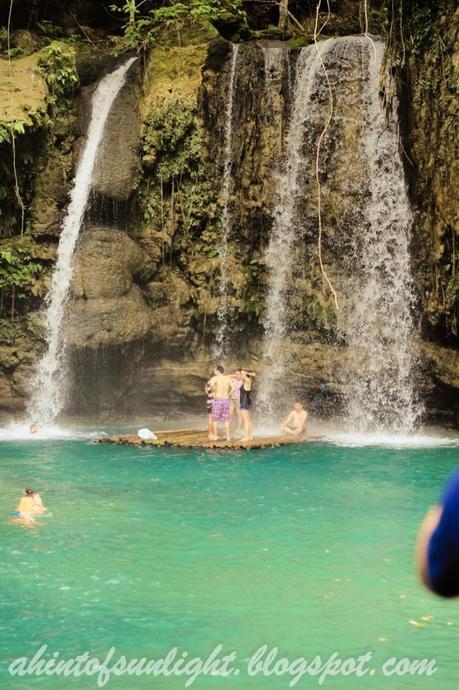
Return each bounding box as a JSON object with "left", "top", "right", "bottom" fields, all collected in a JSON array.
[{"left": 95, "top": 428, "right": 319, "bottom": 450}]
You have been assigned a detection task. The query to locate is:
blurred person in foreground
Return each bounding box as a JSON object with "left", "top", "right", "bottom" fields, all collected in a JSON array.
[{"left": 417, "top": 470, "right": 459, "bottom": 598}]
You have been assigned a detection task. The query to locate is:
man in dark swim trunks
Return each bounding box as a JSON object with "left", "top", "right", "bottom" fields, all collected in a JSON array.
[{"left": 417, "top": 469, "right": 459, "bottom": 597}]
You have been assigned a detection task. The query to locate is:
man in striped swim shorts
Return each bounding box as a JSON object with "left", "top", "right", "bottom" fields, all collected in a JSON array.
[{"left": 207, "top": 365, "right": 235, "bottom": 441}]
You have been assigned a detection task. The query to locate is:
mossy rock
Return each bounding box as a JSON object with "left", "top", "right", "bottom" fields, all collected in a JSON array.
[
  {"left": 0, "top": 53, "right": 48, "bottom": 127},
  {"left": 287, "top": 35, "right": 314, "bottom": 49},
  {"left": 156, "top": 21, "right": 219, "bottom": 48},
  {"left": 141, "top": 42, "right": 208, "bottom": 120}
]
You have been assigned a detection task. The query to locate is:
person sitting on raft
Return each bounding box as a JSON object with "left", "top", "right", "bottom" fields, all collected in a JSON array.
[
  {"left": 417, "top": 469, "right": 459, "bottom": 598},
  {"left": 207, "top": 365, "right": 235, "bottom": 441},
  {"left": 11, "top": 488, "right": 46, "bottom": 527},
  {"left": 281, "top": 402, "right": 308, "bottom": 437}
]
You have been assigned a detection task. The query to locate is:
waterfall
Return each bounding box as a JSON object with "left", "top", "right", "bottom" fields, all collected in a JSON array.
[
  {"left": 341, "top": 40, "right": 419, "bottom": 431},
  {"left": 258, "top": 36, "right": 419, "bottom": 430},
  {"left": 28, "top": 58, "right": 136, "bottom": 425},
  {"left": 215, "top": 44, "right": 239, "bottom": 357},
  {"left": 257, "top": 43, "right": 329, "bottom": 417},
  {"left": 262, "top": 45, "right": 289, "bottom": 127},
  {"left": 263, "top": 46, "right": 286, "bottom": 88}
]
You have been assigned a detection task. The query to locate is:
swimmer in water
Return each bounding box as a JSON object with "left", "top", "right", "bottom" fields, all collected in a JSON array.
[{"left": 11, "top": 488, "right": 46, "bottom": 527}]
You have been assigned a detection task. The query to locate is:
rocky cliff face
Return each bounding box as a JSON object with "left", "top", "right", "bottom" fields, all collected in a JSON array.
[
  {"left": 0, "top": 1, "right": 457, "bottom": 425},
  {"left": 398, "top": 4, "right": 458, "bottom": 424}
]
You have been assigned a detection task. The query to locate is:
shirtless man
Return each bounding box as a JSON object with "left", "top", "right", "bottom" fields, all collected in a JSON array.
[
  {"left": 281, "top": 402, "right": 308, "bottom": 437},
  {"left": 11, "top": 488, "right": 46, "bottom": 527},
  {"left": 207, "top": 365, "right": 235, "bottom": 441},
  {"left": 204, "top": 367, "right": 218, "bottom": 437}
]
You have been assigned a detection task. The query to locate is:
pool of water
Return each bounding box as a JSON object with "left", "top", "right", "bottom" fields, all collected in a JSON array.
[{"left": 1, "top": 438, "right": 458, "bottom": 689}]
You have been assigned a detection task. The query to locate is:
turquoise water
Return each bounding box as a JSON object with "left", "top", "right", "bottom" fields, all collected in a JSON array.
[{"left": 1, "top": 439, "right": 458, "bottom": 689}]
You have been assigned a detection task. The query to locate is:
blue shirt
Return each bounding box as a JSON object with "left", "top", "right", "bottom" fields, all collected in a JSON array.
[{"left": 427, "top": 470, "right": 459, "bottom": 597}]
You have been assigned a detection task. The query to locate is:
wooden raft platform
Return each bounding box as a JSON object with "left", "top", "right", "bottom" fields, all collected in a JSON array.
[{"left": 95, "top": 428, "right": 319, "bottom": 450}]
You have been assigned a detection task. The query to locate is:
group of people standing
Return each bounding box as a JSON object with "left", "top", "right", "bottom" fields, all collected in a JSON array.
[
  {"left": 205, "top": 365, "right": 309, "bottom": 442},
  {"left": 205, "top": 366, "right": 256, "bottom": 441}
]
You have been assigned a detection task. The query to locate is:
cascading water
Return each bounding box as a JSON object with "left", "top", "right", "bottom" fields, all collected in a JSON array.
[
  {"left": 262, "top": 45, "right": 289, "bottom": 132},
  {"left": 28, "top": 58, "right": 136, "bottom": 426},
  {"left": 341, "top": 40, "right": 419, "bottom": 431},
  {"left": 215, "top": 44, "right": 239, "bottom": 357},
  {"left": 258, "top": 36, "right": 419, "bottom": 430},
  {"left": 257, "top": 44, "right": 329, "bottom": 417},
  {"left": 263, "top": 46, "right": 287, "bottom": 89}
]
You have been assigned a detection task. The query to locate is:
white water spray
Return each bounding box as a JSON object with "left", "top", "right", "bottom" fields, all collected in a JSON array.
[
  {"left": 258, "top": 43, "right": 329, "bottom": 416},
  {"left": 262, "top": 45, "right": 289, "bottom": 128},
  {"left": 342, "top": 40, "right": 419, "bottom": 431},
  {"left": 258, "top": 37, "right": 419, "bottom": 430},
  {"left": 28, "top": 58, "right": 136, "bottom": 425},
  {"left": 263, "top": 46, "right": 286, "bottom": 88},
  {"left": 215, "top": 44, "right": 239, "bottom": 357}
]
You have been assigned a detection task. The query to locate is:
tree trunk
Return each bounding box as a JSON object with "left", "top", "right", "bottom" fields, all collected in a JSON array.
[
  {"left": 278, "top": 0, "right": 288, "bottom": 33},
  {"left": 129, "top": 0, "right": 136, "bottom": 26}
]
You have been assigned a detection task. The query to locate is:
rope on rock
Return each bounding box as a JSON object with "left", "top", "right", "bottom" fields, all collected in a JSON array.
[
  {"left": 313, "top": 1, "right": 339, "bottom": 311},
  {"left": 363, "top": 0, "right": 377, "bottom": 58}
]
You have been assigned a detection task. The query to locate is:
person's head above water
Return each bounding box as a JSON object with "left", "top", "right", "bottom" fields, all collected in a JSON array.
[
  {"left": 25, "top": 488, "right": 36, "bottom": 496},
  {"left": 30, "top": 423, "right": 38, "bottom": 434}
]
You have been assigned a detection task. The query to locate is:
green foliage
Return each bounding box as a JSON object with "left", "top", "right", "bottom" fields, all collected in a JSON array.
[
  {"left": 0, "top": 27, "right": 8, "bottom": 53},
  {"left": 151, "top": 0, "right": 243, "bottom": 25},
  {"left": 0, "top": 98, "right": 50, "bottom": 237},
  {"left": 0, "top": 239, "right": 43, "bottom": 321},
  {"left": 36, "top": 20, "right": 63, "bottom": 38},
  {"left": 140, "top": 101, "right": 211, "bottom": 236},
  {"left": 308, "top": 301, "right": 336, "bottom": 335},
  {"left": 0, "top": 122, "right": 18, "bottom": 144},
  {"left": 38, "top": 42, "right": 79, "bottom": 112},
  {"left": 116, "top": 19, "right": 157, "bottom": 52},
  {"left": 150, "top": 3, "right": 189, "bottom": 24},
  {"left": 0, "top": 25, "right": 23, "bottom": 57},
  {"left": 143, "top": 105, "right": 194, "bottom": 161},
  {"left": 6, "top": 47, "right": 23, "bottom": 59},
  {"left": 242, "top": 262, "right": 265, "bottom": 318},
  {"left": 110, "top": 2, "right": 156, "bottom": 51},
  {"left": 408, "top": 5, "right": 433, "bottom": 56},
  {"left": 111, "top": 0, "right": 244, "bottom": 51},
  {"left": 435, "top": 227, "right": 458, "bottom": 339},
  {"left": 0, "top": 318, "right": 27, "bottom": 344}
]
